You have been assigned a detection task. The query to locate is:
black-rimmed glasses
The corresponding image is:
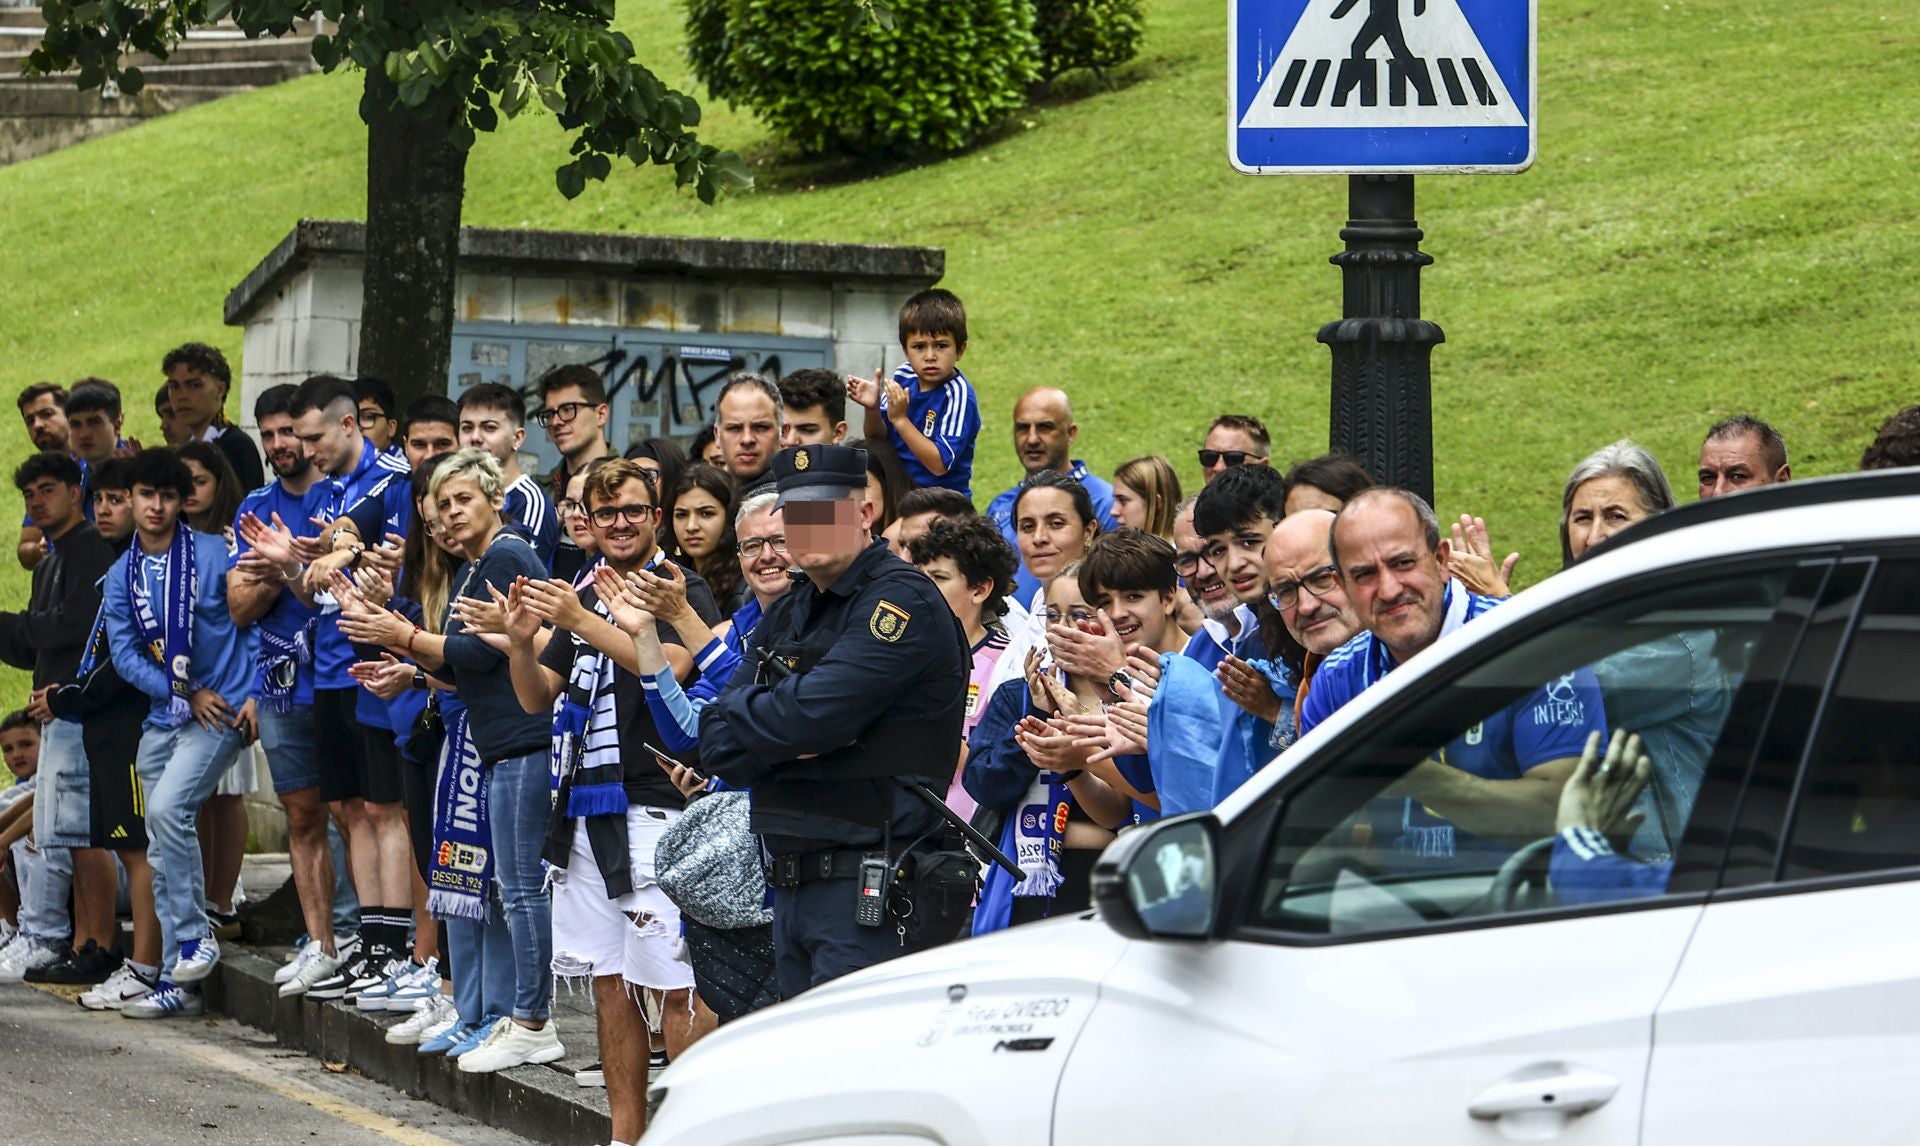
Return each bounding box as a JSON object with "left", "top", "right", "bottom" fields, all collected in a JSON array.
[
  {"left": 1198, "top": 449, "right": 1267, "bottom": 468},
  {"left": 1269, "top": 564, "right": 1339, "bottom": 611},
  {"left": 589, "top": 503, "right": 656, "bottom": 527},
  {"left": 737, "top": 536, "right": 790, "bottom": 559},
  {"left": 531, "top": 401, "right": 599, "bottom": 428}
]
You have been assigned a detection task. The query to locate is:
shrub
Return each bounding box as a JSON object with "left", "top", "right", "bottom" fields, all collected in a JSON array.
[
  {"left": 1032, "top": 0, "right": 1144, "bottom": 86},
  {"left": 686, "top": 0, "right": 1041, "bottom": 158}
]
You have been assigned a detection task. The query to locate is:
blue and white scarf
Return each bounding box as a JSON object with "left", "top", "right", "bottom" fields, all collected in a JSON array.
[
  {"left": 427, "top": 706, "right": 493, "bottom": 921},
  {"left": 256, "top": 623, "right": 312, "bottom": 713},
  {"left": 552, "top": 574, "right": 628, "bottom": 820},
  {"left": 1011, "top": 773, "right": 1069, "bottom": 897},
  {"left": 127, "top": 526, "right": 197, "bottom": 728}
]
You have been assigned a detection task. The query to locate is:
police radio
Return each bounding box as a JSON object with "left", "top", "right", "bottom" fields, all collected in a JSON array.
[{"left": 855, "top": 855, "right": 891, "bottom": 928}]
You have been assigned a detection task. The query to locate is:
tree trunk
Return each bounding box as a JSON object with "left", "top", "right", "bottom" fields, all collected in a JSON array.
[{"left": 357, "top": 70, "right": 468, "bottom": 412}]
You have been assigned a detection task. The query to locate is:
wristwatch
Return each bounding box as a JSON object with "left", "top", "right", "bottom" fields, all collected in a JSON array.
[
  {"left": 1106, "top": 669, "right": 1135, "bottom": 697},
  {"left": 412, "top": 668, "right": 427, "bottom": 691}
]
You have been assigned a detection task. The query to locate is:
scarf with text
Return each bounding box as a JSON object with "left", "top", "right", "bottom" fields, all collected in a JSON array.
[
  {"left": 127, "top": 526, "right": 196, "bottom": 728},
  {"left": 426, "top": 704, "right": 492, "bottom": 920}
]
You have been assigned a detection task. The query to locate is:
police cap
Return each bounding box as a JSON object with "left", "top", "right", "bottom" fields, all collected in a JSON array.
[{"left": 772, "top": 444, "right": 868, "bottom": 510}]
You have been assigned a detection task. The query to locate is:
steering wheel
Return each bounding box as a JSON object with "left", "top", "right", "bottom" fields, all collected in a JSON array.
[{"left": 1488, "top": 837, "right": 1558, "bottom": 914}]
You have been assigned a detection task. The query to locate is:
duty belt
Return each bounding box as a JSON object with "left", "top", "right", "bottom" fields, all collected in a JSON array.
[{"left": 766, "top": 849, "right": 872, "bottom": 888}]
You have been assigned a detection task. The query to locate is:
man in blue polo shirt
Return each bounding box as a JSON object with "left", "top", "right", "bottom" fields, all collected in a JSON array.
[
  {"left": 984, "top": 388, "right": 1118, "bottom": 604},
  {"left": 228, "top": 383, "right": 356, "bottom": 995},
  {"left": 1302, "top": 488, "right": 1605, "bottom": 864}
]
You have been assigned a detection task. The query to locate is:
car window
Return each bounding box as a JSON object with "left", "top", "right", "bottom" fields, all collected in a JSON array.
[
  {"left": 1246, "top": 569, "right": 1795, "bottom": 940},
  {"left": 1781, "top": 559, "right": 1920, "bottom": 881}
]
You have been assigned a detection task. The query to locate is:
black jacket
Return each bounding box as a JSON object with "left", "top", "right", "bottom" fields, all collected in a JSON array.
[{"left": 0, "top": 522, "right": 116, "bottom": 688}]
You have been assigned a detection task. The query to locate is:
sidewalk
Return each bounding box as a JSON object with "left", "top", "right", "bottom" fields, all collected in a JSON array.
[{"left": 212, "top": 855, "right": 614, "bottom": 1146}]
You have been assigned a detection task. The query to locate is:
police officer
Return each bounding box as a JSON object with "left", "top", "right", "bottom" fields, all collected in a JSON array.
[{"left": 701, "top": 444, "right": 967, "bottom": 999}]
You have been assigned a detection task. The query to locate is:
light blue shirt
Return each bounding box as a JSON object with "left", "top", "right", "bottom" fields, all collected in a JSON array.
[{"left": 104, "top": 528, "right": 257, "bottom": 729}]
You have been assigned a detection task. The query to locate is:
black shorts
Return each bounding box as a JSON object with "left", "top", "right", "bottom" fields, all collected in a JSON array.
[
  {"left": 89, "top": 745, "right": 148, "bottom": 852},
  {"left": 314, "top": 687, "right": 407, "bottom": 806}
]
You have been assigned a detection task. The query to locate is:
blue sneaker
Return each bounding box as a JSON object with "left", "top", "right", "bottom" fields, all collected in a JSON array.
[
  {"left": 122, "top": 980, "right": 205, "bottom": 1020},
  {"left": 449, "top": 1016, "right": 508, "bottom": 1058},
  {"left": 171, "top": 936, "right": 221, "bottom": 985},
  {"left": 385, "top": 958, "right": 440, "bottom": 1013},
  {"left": 420, "top": 1021, "right": 478, "bottom": 1055},
  {"left": 356, "top": 959, "right": 422, "bottom": 1012}
]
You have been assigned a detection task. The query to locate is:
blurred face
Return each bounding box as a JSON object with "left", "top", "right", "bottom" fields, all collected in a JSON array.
[
  {"left": 1014, "top": 488, "right": 1094, "bottom": 585},
  {"left": 920, "top": 555, "right": 989, "bottom": 631},
  {"left": 1, "top": 724, "right": 38, "bottom": 781},
  {"left": 1086, "top": 580, "right": 1178, "bottom": 650},
  {"left": 587, "top": 476, "right": 657, "bottom": 569},
  {"left": 903, "top": 329, "right": 963, "bottom": 388},
  {"left": 1285, "top": 483, "right": 1344, "bottom": 516},
  {"left": 892, "top": 510, "right": 943, "bottom": 558},
  {"left": 1332, "top": 498, "right": 1452, "bottom": 662},
  {"left": 460, "top": 405, "right": 524, "bottom": 465},
  {"left": 182, "top": 457, "right": 216, "bottom": 520},
  {"left": 782, "top": 403, "right": 844, "bottom": 448},
  {"left": 701, "top": 437, "right": 725, "bottom": 466},
  {"left": 434, "top": 475, "right": 503, "bottom": 554},
  {"left": 258, "top": 411, "right": 309, "bottom": 481},
  {"left": 540, "top": 383, "right": 608, "bottom": 462},
  {"left": 92, "top": 486, "right": 133, "bottom": 542},
  {"left": 66, "top": 408, "right": 119, "bottom": 465},
  {"left": 1566, "top": 474, "right": 1652, "bottom": 560},
  {"left": 357, "top": 400, "right": 396, "bottom": 451},
  {"left": 1265, "top": 511, "right": 1360, "bottom": 656},
  {"left": 20, "top": 475, "right": 81, "bottom": 534},
  {"left": 1111, "top": 479, "right": 1149, "bottom": 531},
  {"left": 1698, "top": 432, "right": 1786, "bottom": 499},
  {"left": 1201, "top": 425, "right": 1268, "bottom": 484},
  {"left": 294, "top": 401, "right": 361, "bottom": 477},
  {"left": 164, "top": 362, "right": 226, "bottom": 430},
  {"left": 560, "top": 472, "right": 595, "bottom": 553},
  {"left": 716, "top": 388, "right": 779, "bottom": 481},
  {"left": 784, "top": 495, "right": 871, "bottom": 577},
  {"left": 20, "top": 393, "right": 68, "bottom": 452},
  {"left": 735, "top": 506, "right": 793, "bottom": 603},
  {"left": 404, "top": 419, "right": 458, "bottom": 469},
  {"left": 131, "top": 481, "right": 183, "bottom": 543},
  {"left": 1203, "top": 516, "right": 1277, "bottom": 605},
  {"left": 1173, "top": 504, "right": 1234, "bottom": 621},
  {"left": 1011, "top": 391, "right": 1074, "bottom": 476},
  {"left": 631, "top": 456, "right": 664, "bottom": 495},
  {"left": 672, "top": 485, "right": 728, "bottom": 560}
]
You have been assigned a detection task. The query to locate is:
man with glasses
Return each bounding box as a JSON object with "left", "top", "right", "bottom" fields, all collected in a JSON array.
[
  {"left": 532, "top": 365, "right": 614, "bottom": 574},
  {"left": 354, "top": 378, "right": 401, "bottom": 458},
  {"left": 1172, "top": 496, "right": 1249, "bottom": 672},
  {"left": 727, "top": 491, "right": 796, "bottom": 657},
  {"left": 1198, "top": 414, "right": 1272, "bottom": 485},
  {"left": 1262, "top": 509, "right": 1363, "bottom": 725}
]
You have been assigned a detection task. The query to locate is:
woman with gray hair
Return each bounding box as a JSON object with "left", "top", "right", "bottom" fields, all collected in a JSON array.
[{"left": 1559, "top": 439, "right": 1676, "bottom": 566}]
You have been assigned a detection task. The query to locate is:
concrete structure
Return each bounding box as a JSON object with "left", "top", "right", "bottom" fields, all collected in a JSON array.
[{"left": 226, "top": 219, "right": 945, "bottom": 474}]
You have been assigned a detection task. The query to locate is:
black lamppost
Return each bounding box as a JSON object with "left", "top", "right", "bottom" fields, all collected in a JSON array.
[{"left": 1318, "top": 173, "right": 1443, "bottom": 505}]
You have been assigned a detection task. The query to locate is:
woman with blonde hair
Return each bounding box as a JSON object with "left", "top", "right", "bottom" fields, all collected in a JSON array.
[{"left": 1110, "top": 455, "right": 1181, "bottom": 540}]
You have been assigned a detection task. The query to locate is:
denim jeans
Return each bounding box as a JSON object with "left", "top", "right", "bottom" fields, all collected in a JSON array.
[
  {"left": 260, "top": 705, "right": 360, "bottom": 936},
  {"left": 135, "top": 720, "right": 246, "bottom": 978},
  {"left": 486, "top": 750, "right": 553, "bottom": 1023},
  {"left": 18, "top": 838, "right": 71, "bottom": 948},
  {"left": 21, "top": 719, "right": 91, "bottom": 947},
  {"left": 446, "top": 890, "right": 515, "bottom": 1026}
]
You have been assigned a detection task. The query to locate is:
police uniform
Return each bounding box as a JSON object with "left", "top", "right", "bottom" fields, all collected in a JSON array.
[{"left": 700, "top": 444, "right": 968, "bottom": 999}]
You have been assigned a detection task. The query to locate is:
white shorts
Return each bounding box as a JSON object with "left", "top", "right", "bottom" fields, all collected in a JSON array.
[
  {"left": 549, "top": 806, "right": 696, "bottom": 993},
  {"left": 214, "top": 744, "right": 263, "bottom": 797}
]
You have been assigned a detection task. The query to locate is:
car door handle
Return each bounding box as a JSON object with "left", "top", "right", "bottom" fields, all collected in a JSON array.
[{"left": 1469, "top": 1062, "right": 1619, "bottom": 1120}]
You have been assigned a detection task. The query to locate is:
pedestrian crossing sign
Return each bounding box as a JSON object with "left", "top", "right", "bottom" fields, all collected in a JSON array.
[{"left": 1230, "top": 0, "right": 1535, "bottom": 173}]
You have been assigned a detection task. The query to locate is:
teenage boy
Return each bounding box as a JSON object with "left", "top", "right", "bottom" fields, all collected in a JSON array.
[
  {"left": 848, "top": 288, "right": 981, "bottom": 499},
  {"left": 251, "top": 375, "right": 413, "bottom": 1002},
  {"left": 355, "top": 377, "right": 401, "bottom": 457},
  {"left": 1191, "top": 464, "right": 1291, "bottom": 726},
  {"left": 459, "top": 382, "right": 558, "bottom": 569},
  {"left": 161, "top": 343, "right": 264, "bottom": 490},
  {"left": 779, "top": 369, "right": 848, "bottom": 447},
  {"left": 228, "top": 384, "right": 352, "bottom": 996},
  {"left": 38, "top": 459, "right": 164, "bottom": 1005},
  {"left": 154, "top": 383, "right": 187, "bottom": 446},
  {"left": 103, "top": 449, "right": 258, "bottom": 1018},
  {"left": 533, "top": 365, "right": 613, "bottom": 571},
  {"left": 0, "top": 452, "right": 119, "bottom": 984},
  {"left": 496, "top": 459, "right": 718, "bottom": 1119},
  {"left": 16, "top": 382, "right": 69, "bottom": 570},
  {"left": 401, "top": 395, "right": 460, "bottom": 468}
]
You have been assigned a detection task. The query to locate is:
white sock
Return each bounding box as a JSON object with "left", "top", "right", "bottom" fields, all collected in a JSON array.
[{"left": 129, "top": 961, "right": 159, "bottom": 983}]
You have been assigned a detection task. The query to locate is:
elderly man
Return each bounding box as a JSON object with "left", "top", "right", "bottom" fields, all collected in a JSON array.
[
  {"left": 985, "top": 387, "right": 1118, "bottom": 602},
  {"left": 1262, "top": 509, "right": 1363, "bottom": 724},
  {"left": 1302, "top": 488, "right": 1605, "bottom": 852},
  {"left": 1698, "top": 414, "right": 1790, "bottom": 499}
]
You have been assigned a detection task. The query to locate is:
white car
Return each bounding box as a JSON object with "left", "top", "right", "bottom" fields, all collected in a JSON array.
[{"left": 647, "top": 470, "right": 1920, "bottom": 1145}]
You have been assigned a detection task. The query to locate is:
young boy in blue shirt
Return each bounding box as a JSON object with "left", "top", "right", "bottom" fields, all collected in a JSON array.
[{"left": 850, "top": 288, "right": 982, "bottom": 500}]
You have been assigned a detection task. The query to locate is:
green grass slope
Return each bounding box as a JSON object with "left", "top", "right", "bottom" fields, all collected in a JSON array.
[{"left": 0, "top": 0, "right": 1915, "bottom": 705}]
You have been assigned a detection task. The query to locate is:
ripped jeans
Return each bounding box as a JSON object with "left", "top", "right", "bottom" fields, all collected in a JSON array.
[{"left": 549, "top": 807, "right": 695, "bottom": 1001}]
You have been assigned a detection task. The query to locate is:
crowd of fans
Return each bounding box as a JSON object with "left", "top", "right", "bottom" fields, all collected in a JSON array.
[{"left": 1, "top": 291, "right": 1917, "bottom": 1145}]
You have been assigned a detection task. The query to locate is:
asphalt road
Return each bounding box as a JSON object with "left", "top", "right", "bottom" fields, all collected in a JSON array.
[{"left": 0, "top": 980, "right": 539, "bottom": 1145}]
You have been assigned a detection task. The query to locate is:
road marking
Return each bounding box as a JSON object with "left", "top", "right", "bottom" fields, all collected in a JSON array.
[{"left": 175, "top": 1039, "right": 462, "bottom": 1146}]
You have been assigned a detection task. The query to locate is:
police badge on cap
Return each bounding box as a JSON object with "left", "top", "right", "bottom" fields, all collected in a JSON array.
[{"left": 772, "top": 444, "right": 868, "bottom": 509}]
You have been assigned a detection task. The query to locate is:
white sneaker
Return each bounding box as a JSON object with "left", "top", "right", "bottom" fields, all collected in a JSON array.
[
  {"left": 171, "top": 935, "right": 220, "bottom": 984},
  {"left": 278, "top": 948, "right": 343, "bottom": 998},
  {"left": 458, "top": 1018, "right": 566, "bottom": 1073},
  {"left": 275, "top": 939, "right": 323, "bottom": 985},
  {"left": 0, "top": 938, "right": 62, "bottom": 984},
  {"left": 386, "top": 993, "right": 456, "bottom": 1045},
  {"left": 80, "top": 964, "right": 155, "bottom": 1011}
]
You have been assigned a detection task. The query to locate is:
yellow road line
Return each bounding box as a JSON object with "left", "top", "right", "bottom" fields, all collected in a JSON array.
[{"left": 174, "top": 1039, "right": 462, "bottom": 1146}]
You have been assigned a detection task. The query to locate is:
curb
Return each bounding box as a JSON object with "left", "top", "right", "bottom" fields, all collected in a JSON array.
[{"left": 205, "top": 948, "right": 611, "bottom": 1145}]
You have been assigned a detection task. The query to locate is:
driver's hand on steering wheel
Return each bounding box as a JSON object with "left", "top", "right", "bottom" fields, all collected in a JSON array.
[{"left": 1555, "top": 729, "right": 1651, "bottom": 841}]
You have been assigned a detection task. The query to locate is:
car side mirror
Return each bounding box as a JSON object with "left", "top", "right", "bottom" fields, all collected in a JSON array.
[{"left": 1091, "top": 813, "right": 1221, "bottom": 941}]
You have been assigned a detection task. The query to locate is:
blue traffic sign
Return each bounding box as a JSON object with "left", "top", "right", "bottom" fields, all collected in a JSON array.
[{"left": 1230, "top": 0, "right": 1535, "bottom": 173}]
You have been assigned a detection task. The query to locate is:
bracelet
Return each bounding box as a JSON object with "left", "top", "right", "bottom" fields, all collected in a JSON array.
[{"left": 406, "top": 626, "right": 420, "bottom": 654}]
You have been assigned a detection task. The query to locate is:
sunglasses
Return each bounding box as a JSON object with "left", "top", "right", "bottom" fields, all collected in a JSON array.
[{"left": 1198, "top": 449, "right": 1268, "bottom": 469}]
